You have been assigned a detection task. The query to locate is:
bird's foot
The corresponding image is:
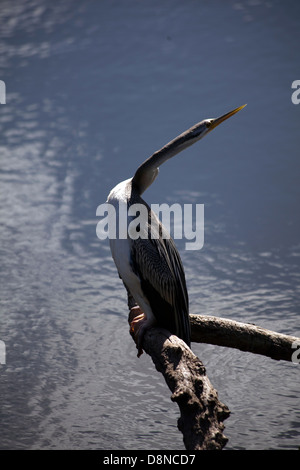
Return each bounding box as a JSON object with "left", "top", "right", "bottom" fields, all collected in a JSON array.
[{"left": 129, "top": 306, "right": 146, "bottom": 357}]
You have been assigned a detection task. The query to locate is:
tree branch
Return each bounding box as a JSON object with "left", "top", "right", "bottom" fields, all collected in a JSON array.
[
  {"left": 128, "top": 311, "right": 230, "bottom": 450},
  {"left": 190, "top": 314, "right": 299, "bottom": 362},
  {"left": 128, "top": 310, "right": 299, "bottom": 450}
]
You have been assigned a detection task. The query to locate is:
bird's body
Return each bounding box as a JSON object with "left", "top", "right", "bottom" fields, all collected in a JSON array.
[
  {"left": 108, "top": 177, "right": 190, "bottom": 354},
  {"left": 107, "top": 105, "right": 246, "bottom": 356}
]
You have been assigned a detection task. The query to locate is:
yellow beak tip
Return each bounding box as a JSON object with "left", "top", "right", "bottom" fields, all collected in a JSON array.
[
  {"left": 232, "top": 103, "right": 247, "bottom": 114},
  {"left": 210, "top": 103, "right": 247, "bottom": 130}
]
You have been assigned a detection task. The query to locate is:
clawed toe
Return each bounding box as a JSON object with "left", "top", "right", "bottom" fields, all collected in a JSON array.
[{"left": 129, "top": 306, "right": 147, "bottom": 357}]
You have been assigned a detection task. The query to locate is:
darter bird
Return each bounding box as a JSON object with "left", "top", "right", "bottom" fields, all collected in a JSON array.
[{"left": 107, "top": 105, "right": 246, "bottom": 356}]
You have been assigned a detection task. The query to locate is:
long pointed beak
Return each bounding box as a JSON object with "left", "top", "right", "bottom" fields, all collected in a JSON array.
[{"left": 209, "top": 104, "right": 247, "bottom": 130}]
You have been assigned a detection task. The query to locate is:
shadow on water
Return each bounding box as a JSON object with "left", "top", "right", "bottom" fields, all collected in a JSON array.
[{"left": 0, "top": 0, "right": 299, "bottom": 450}]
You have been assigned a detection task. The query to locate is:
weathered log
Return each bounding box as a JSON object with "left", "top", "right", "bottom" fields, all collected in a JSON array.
[
  {"left": 128, "top": 310, "right": 299, "bottom": 450},
  {"left": 128, "top": 311, "right": 230, "bottom": 450},
  {"left": 190, "top": 314, "right": 299, "bottom": 362}
]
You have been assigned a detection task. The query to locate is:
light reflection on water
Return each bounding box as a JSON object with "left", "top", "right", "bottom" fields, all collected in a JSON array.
[{"left": 0, "top": 0, "right": 299, "bottom": 450}]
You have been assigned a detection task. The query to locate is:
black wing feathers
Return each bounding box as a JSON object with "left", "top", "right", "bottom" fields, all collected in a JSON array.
[{"left": 130, "top": 208, "right": 191, "bottom": 347}]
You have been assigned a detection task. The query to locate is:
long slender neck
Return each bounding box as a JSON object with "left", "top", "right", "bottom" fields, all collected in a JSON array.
[
  {"left": 131, "top": 105, "right": 246, "bottom": 196},
  {"left": 132, "top": 123, "right": 203, "bottom": 195}
]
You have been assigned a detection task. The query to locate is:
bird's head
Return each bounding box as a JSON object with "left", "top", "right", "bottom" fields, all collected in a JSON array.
[
  {"left": 183, "top": 104, "right": 247, "bottom": 144},
  {"left": 132, "top": 104, "right": 246, "bottom": 195}
]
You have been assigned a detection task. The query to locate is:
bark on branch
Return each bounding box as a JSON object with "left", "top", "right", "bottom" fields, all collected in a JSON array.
[
  {"left": 128, "top": 311, "right": 299, "bottom": 450},
  {"left": 128, "top": 311, "right": 230, "bottom": 450},
  {"left": 190, "top": 314, "right": 299, "bottom": 362}
]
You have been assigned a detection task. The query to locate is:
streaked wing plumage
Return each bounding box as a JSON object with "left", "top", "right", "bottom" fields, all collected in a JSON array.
[{"left": 130, "top": 209, "right": 190, "bottom": 346}]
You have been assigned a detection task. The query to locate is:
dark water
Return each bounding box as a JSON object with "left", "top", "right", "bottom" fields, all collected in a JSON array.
[{"left": 0, "top": 0, "right": 299, "bottom": 450}]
